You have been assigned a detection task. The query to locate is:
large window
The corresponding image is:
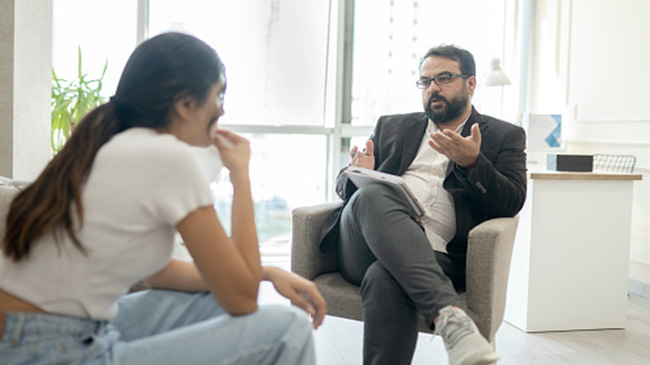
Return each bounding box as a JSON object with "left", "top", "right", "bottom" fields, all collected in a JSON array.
[
  {"left": 211, "top": 134, "right": 328, "bottom": 246},
  {"left": 52, "top": 0, "right": 514, "bottom": 255},
  {"left": 351, "top": 0, "right": 508, "bottom": 126},
  {"left": 52, "top": 0, "right": 137, "bottom": 99},
  {"left": 149, "top": 0, "right": 334, "bottom": 253},
  {"left": 149, "top": 0, "right": 332, "bottom": 127}
]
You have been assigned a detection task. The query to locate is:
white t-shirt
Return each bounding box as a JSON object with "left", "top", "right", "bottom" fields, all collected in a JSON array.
[
  {"left": 0, "top": 128, "right": 215, "bottom": 319},
  {"left": 401, "top": 119, "right": 467, "bottom": 253}
]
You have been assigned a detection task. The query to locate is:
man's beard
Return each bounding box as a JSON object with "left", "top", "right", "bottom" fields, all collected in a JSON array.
[{"left": 424, "top": 89, "right": 470, "bottom": 126}]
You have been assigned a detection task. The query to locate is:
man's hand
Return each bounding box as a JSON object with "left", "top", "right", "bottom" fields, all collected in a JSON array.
[
  {"left": 263, "top": 267, "right": 327, "bottom": 329},
  {"left": 350, "top": 139, "right": 375, "bottom": 170},
  {"left": 428, "top": 123, "right": 481, "bottom": 167}
]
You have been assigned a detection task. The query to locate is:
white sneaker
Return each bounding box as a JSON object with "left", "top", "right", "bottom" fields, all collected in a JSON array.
[{"left": 434, "top": 305, "right": 500, "bottom": 365}]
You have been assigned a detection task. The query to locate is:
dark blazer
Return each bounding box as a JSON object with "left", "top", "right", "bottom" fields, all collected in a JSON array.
[{"left": 319, "top": 107, "right": 527, "bottom": 261}]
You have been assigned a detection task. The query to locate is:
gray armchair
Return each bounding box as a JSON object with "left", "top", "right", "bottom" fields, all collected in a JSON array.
[{"left": 291, "top": 201, "right": 519, "bottom": 342}]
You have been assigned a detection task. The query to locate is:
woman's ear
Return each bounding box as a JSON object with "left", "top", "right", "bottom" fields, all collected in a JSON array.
[{"left": 171, "top": 92, "right": 195, "bottom": 122}]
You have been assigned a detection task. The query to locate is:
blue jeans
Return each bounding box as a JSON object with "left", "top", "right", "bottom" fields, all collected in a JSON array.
[{"left": 0, "top": 290, "right": 315, "bottom": 364}]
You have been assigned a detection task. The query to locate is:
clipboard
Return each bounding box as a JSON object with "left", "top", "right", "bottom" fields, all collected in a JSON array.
[{"left": 344, "top": 166, "right": 425, "bottom": 218}]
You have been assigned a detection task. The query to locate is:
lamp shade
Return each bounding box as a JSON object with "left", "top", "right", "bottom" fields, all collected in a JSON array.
[{"left": 483, "top": 58, "right": 511, "bottom": 87}]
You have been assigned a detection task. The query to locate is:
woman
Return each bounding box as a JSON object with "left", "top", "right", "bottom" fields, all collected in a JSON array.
[{"left": 0, "top": 32, "right": 325, "bottom": 364}]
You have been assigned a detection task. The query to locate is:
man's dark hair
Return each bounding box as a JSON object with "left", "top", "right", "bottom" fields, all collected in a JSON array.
[{"left": 420, "top": 44, "right": 476, "bottom": 77}]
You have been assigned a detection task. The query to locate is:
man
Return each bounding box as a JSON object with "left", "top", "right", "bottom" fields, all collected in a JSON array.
[{"left": 322, "top": 45, "right": 527, "bottom": 364}]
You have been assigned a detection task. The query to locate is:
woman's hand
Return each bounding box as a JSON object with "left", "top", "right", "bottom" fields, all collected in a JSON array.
[
  {"left": 263, "top": 266, "right": 327, "bottom": 329},
  {"left": 212, "top": 129, "right": 250, "bottom": 175}
]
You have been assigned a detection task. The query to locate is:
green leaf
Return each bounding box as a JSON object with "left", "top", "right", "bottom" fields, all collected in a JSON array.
[
  {"left": 51, "top": 47, "right": 107, "bottom": 155},
  {"left": 77, "top": 46, "right": 83, "bottom": 79}
]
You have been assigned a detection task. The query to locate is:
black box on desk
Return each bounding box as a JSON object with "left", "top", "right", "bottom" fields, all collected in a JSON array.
[{"left": 547, "top": 154, "right": 593, "bottom": 172}]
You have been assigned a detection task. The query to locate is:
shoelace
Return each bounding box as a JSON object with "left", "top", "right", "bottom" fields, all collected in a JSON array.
[{"left": 435, "top": 310, "right": 475, "bottom": 349}]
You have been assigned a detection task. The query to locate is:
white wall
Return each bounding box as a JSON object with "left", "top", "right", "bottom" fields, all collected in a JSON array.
[
  {"left": 529, "top": 0, "right": 650, "bottom": 286},
  {"left": 0, "top": 0, "right": 52, "bottom": 180}
]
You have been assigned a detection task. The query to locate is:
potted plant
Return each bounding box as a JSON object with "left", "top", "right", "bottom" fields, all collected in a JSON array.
[{"left": 51, "top": 47, "right": 107, "bottom": 155}]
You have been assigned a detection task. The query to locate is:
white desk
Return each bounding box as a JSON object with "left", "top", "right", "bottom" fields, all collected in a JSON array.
[{"left": 504, "top": 172, "right": 643, "bottom": 332}]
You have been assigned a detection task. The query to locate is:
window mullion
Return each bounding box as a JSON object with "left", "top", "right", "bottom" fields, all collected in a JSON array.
[{"left": 136, "top": 0, "right": 149, "bottom": 45}]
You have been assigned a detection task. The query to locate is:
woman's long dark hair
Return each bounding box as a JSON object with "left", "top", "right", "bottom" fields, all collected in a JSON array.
[{"left": 2, "top": 32, "right": 224, "bottom": 261}]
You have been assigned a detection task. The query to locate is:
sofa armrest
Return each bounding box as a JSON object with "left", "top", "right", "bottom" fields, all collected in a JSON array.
[
  {"left": 0, "top": 178, "right": 28, "bottom": 240},
  {"left": 465, "top": 215, "right": 519, "bottom": 340},
  {"left": 291, "top": 201, "right": 343, "bottom": 280}
]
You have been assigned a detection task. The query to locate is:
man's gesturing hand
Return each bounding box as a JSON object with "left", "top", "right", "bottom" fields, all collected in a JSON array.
[
  {"left": 428, "top": 123, "right": 481, "bottom": 167},
  {"left": 350, "top": 139, "right": 375, "bottom": 170}
]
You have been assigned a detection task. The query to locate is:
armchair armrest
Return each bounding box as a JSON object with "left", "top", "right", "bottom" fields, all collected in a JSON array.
[
  {"left": 291, "top": 201, "right": 343, "bottom": 280},
  {"left": 465, "top": 215, "right": 519, "bottom": 340}
]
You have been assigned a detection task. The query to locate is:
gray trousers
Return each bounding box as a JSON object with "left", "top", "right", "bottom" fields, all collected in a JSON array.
[{"left": 338, "top": 183, "right": 464, "bottom": 365}]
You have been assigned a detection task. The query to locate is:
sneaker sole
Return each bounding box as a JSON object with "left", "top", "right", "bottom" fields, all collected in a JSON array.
[{"left": 462, "top": 353, "right": 500, "bottom": 365}]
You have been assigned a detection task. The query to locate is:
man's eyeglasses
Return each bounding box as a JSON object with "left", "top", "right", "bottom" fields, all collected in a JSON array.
[{"left": 416, "top": 72, "right": 470, "bottom": 89}]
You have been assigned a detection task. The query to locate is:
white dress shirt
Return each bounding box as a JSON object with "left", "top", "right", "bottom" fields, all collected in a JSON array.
[{"left": 401, "top": 118, "right": 467, "bottom": 253}]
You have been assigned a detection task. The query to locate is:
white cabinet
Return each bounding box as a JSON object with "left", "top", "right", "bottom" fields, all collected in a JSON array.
[{"left": 505, "top": 172, "right": 642, "bottom": 332}]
